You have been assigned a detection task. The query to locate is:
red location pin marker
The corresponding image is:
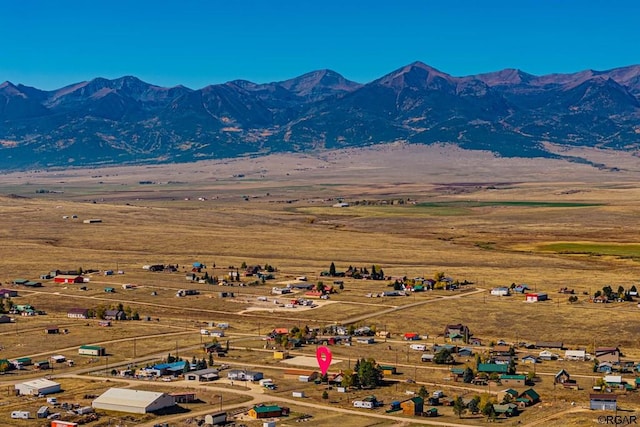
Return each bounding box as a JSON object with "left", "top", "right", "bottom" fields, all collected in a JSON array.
[{"left": 316, "top": 346, "right": 332, "bottom": 375}]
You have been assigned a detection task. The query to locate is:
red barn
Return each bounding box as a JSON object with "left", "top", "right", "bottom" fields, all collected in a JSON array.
[{"left": 54, "top": 275, "right": 84, "bottom": 284}]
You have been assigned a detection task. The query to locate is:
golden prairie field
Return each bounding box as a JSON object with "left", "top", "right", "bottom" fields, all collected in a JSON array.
[{"left": 2, "top": 144, "right": 640, "bottom": 426}]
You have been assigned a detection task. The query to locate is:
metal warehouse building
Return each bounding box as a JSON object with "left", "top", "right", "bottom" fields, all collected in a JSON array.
[
  {"left": 92, "top": 388, "right": 176, "bottom": 414},
  {"left": 78, "top": 345, "right": 106, "bottom": 356},
  {"left": 15, "top": 378, "right": 61, "bottom": 396}
]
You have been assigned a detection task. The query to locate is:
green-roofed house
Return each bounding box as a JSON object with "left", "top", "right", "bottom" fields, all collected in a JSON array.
[
  {"left": 450, "top": 368, "right": 465, "bottom": 381},
  {"left": 500, "top": 374, "right": 527, "bottom": 386},
  {"left": 493, "top": 403, "right": 519, "bottom": 417},
  {"left": 24, "top": 281, "right": 42, "bottom": 287},
  {"left": 498, "top": 388, "right": 519, "bottom": 403},
  {"left": 516, "top": 388, "right": 540, "bottom": 407},
  {"left": 478, "top": 363, "right": 509, "bottom": 374},
  {"left": 249, "top": 405, "right": 284, "bottom": 419},
  {"left": 79, "top": 345, "right": 106, "bottom": 356}
]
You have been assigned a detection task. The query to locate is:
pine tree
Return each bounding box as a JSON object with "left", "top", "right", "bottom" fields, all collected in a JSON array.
[
  {"left": 463, "top": 367, "right": 474, "bottom": 383},
  {"left": 453, "top": 396, "right": 466, "bottom": 418},
  {"left": 418, "top": 385, "right": 428, "bottom": 398}
]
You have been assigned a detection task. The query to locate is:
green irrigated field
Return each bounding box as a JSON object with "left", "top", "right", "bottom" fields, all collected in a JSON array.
[{"left": 538, "top": 242, "right": 640, "bottom": 258}]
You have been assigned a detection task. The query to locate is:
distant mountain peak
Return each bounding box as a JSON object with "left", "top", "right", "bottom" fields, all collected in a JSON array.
[
  {"left": 475, "top": 68, "right": 536, "bottom": 86},
  {"left": 376, "top": 61, "right": 455, "bottom": 90},
  {"left": 278, "top": 69, "right": 361, "bottom": 98},
  {"left": 0, "top": 81, "right": 16, "bottom": 89}
]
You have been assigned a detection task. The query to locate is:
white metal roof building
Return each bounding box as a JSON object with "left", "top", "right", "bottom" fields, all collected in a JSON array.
[
  {"left": 14, "top": 378, "right": 61, "bottom": 395},
  {"left": 185, "top": 368, "right": 219, "bottom": 381},
  {"left": 92, "top": 388, "right": 175, "bottom": 414}
]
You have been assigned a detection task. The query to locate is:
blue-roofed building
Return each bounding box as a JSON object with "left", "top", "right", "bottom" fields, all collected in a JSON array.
[{"left": 146, "top": 361, "right": 187, "bottom": 377}]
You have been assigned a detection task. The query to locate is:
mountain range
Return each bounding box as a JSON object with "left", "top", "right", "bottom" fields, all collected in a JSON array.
[{"left": 1, "top": 61, "right": 640, "bottom": 170}]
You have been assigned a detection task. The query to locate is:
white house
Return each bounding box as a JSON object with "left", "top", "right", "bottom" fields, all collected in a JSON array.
[
  {"left": 353, "top": 396, "right": 378, "bottom": 409},
  {"left": 539, "top": 350, "right": 557, "bottom": 360},
  {"left": 491, "top": 287, "right": 510, "bottom": 296},
  {"left": 565, "top": 349, "right": 586, "bottom": 361},
  {"left": 604, "top": 375, "right": 623, "bottom": 385}
]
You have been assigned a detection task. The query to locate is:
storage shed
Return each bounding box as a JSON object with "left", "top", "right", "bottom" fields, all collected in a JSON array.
[
  {"left": 204, "top": 411, "right": 227, "bottom": 425},
  {"left": 92, "top": 388, "right": 176, "bottom": 414},
  {"left": 590, "top": 393, "right": 617, "bottom": 411},
  {"left": 79, "top": 345, "right": 106, "bottom": 356},
  {"left": 185, "top": 368, "right": 219, "bottom": 382}
]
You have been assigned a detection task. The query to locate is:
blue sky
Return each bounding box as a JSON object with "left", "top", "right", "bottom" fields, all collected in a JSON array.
[{"left": 2, "top": 1, "right": 639, "bottom": 89}]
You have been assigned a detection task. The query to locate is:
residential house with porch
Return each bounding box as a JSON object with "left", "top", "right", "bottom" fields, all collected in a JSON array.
[
  {"left": 596, "top": 347, "right": 621, "bottom": 364},
  {"left": 516, "top": 389, "right": 540, "bottom": 407},
  {"left": 104, "top": 310, "right": 126, "bottom": 321},
  {"left": 444, "top": 324, "right": 470, "bottom": 343},
  {"left": 67, "top": 308, "right": 90, "bottom": 319}
]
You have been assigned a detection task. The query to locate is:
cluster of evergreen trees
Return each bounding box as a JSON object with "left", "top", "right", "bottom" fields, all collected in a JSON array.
[{"left": 340, "top": 358, "right": 383, "bottom": 389}]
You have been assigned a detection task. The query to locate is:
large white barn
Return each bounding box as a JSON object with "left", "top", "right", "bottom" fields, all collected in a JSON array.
[
  {"left": 15, "top": 378, "right": 61, "bottom": 396},
  {"left": 92, "top": 388, "right": 175, "bottom": 414}
]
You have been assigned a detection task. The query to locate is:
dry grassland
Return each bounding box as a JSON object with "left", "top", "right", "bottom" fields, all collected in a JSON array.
[{"left": 2, "top": 144, "right": 640, "bottom": 425}]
